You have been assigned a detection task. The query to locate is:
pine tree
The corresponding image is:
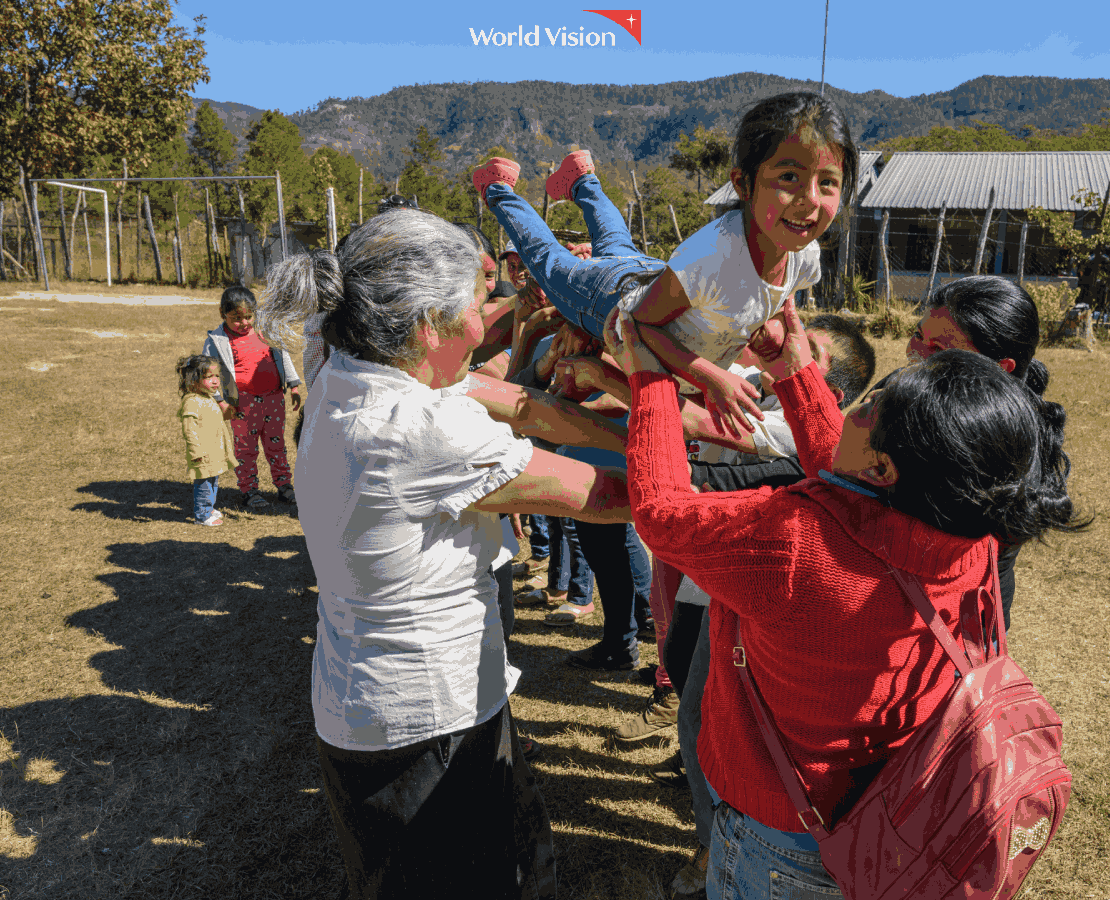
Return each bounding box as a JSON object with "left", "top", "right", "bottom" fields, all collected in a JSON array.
[
  {"left": 241, "top": 111, "right": 314, "bottom": 229},
  {"left": 190, "top": 101, "right": 237, "bottom": 176}
]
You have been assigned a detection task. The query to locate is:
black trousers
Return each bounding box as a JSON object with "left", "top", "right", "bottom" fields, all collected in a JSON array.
[{"left": 317, "top": 703, "right": 555, "bottom": 899}]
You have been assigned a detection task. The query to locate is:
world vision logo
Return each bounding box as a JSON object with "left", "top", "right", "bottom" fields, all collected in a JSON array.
[{"left": 468, "top": 9, "right": 641, "bottom": 48}]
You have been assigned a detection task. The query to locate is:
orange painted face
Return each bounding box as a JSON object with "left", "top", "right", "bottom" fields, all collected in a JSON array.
[
  {"left": 906, "top": 306, "right": 978, "bottom": 363},
  {"left": 735, "top": 134, "right": 844, "bottom": 259}
]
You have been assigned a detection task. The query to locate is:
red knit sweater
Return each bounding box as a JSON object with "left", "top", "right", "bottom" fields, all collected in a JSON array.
[{"left": 627, "top": 364, "right": 991, "bottom": 833}]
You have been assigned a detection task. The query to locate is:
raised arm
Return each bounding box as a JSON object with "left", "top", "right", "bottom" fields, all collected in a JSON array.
[{"left": 467, "top": 371, "right": 628, "bottom": 453}]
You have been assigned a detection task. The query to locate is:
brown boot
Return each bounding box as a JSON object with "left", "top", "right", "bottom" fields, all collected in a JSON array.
[{"left": 614, "top": 686, "right": 679, "bottom": 743}]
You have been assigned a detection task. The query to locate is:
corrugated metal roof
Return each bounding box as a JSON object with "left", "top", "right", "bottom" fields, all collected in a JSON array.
[
  {"left": 703, "top": 151, "right": 882, "bottom": 206},
  {"left": 860, "top": 152, "right": 1110, "bottom": 211}
]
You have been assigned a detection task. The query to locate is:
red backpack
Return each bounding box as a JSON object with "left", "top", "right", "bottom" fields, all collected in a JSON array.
[{"left": 735, "top": 540, "right": 1070, "bottom": 899}]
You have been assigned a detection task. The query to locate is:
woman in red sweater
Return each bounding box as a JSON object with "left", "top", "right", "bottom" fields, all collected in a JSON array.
[{"left": 610, "top": 300, "right": 1081, "bottom": 900}]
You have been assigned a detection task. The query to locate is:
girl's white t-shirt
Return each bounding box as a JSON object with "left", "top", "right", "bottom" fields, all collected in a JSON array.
[
  {"left": 622, "top": 209, "right": 821, "bottom": 392},
  {"left": 297, "top": 352, "right": 533, "bottom": 751}
]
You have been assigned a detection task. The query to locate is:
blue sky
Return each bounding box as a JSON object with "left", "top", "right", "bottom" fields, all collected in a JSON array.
[{"left": 172, "top": 1, "right": 1110, "bottom": 112}]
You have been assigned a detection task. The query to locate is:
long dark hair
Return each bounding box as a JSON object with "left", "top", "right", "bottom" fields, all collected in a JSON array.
[
  {"left": 730, "top": 91, "right": 859, "bottom": 209},
  {"left": 928, "top": 276, "right": 1048, "bottom": 396},
  {"left": 871, "top": 350, "right": 1085, "bottom": 543}
]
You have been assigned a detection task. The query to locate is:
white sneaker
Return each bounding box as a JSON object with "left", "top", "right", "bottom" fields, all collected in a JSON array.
[{"left": 197, "top": 512, "right": 224, "bottom": 527}]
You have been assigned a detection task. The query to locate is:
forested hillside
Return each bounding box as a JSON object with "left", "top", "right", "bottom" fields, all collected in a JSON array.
[{"left": 193, "top": 73, "right": 1110, "bottom": 181}]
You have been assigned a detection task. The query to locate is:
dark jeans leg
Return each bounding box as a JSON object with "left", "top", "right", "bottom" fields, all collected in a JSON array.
[
  {"left": 664, "top": 598, "right": 705, "bottom": 700},
  {"left": 575, "top": 520, "right": 640, "bottom": 651},
  {"left": 679, "top": 608, "right": 714, "bottom": 849},
  {"left": 529, "top": 513, "right": 551, "bottom": 560}
]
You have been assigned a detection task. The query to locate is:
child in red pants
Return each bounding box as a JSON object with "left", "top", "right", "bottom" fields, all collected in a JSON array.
[{"left": 202, "top": 286, "right": 302, "bottom": 509}]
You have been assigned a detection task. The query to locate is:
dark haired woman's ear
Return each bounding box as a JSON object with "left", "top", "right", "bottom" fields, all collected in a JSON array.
[
  {"left": 998, "top": 357, "right": 1016, "bottom": 374},
  {"left": 729, "top": 168, "right": 749, "bottom": 202},
  {"left": 860, "top": 452, "right": 899, "bottom": 489}
]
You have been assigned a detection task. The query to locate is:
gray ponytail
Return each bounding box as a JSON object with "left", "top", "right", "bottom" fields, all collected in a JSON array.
[
  {"left": 257, "top": 249, "right": 342, "bottom": 352},
  {"left": 257, "top": 210, "right": 479, "bottom": 369}
]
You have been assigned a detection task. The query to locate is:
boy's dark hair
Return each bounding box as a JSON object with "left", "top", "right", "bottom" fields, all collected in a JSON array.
[
  {"left": 809, "top": 314, "right": 875, "bottom": 409},
  {"left": 220, "top": 285, "right": 257, "bottom": 315},
  {"left": 928, "top": 276, "right": 1047, "bottom": 396},
  {"left": 731, "top": 92, "right": 858, "bottom": 210},
  {"left": 176, "top": 354, "right": 219, "bottom": 396},
  {"left": 871, "top": 350, "right": 1086, "bottom": 542}
]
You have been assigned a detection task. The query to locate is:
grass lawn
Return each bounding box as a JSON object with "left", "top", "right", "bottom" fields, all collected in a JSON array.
[{"left": 0, "top": 282, "right": 1107, "bottom": 898}]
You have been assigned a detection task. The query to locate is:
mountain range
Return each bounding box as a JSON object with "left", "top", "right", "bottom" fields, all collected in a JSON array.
[{"left": 192, "top": 73, "right": 1110, "bottom": 182}]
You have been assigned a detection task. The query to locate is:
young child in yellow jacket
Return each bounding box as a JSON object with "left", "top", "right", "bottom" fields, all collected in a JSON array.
[{"left": 177, "top": 355, "right": 238, "bottom": 526}]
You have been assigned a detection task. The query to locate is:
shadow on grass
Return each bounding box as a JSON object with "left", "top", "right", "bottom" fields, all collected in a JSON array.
[
  {"left": 0, "top": 533, "right": 349, "bottom": 899},
  {"left": 73, "top": 479, "right": 297, "bottom": 523},
  {"left": 1, "top": 531, "right": 692, "bottom": 898}
]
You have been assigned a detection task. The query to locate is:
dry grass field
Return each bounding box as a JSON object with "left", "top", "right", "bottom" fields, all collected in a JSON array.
[{"left": 0, "top": 282, "right": 1107, "bottom": 899}]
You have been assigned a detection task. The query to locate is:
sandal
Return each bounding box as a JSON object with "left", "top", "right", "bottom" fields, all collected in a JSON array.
[
  {"left": 515, "top": 589, "right": 555, "bottom": 608},
  {"left": 544, "top": 601, "right": 595, "bottom": 626},
  {"left": 546, "top": 151, "right": 595, "bottom": 202},
  {"left": 472, "top": 157, "right": 521, "bottom": 206}
]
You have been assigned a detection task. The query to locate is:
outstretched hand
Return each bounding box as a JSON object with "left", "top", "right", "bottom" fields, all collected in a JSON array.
[
  {"left": 751, "top": 297, "right": 813, "bottom": 383},
  {"left": 602, "top": 307, "right": 668, "bottom": 377}
]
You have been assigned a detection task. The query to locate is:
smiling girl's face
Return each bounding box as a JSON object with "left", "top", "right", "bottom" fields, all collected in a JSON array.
[{"left": 735, "top": 133, "right": 844, "bottom": 279}]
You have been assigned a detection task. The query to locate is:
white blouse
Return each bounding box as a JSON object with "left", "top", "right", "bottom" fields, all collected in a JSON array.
[{"left": 296, "top": 352, "right": 533, "bottom": 751}]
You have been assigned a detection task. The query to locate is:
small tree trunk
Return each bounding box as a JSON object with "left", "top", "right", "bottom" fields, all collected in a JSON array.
[
  {"left": 29, "top": 178, "right": 48, "bottom": 288},
  {"left": 81, "top": 195, "right": 93, "bottom": 278},
  {"left": 631, "top": 170, "right": 647, "bottom": 253},
  {"left": 0, "top": 200, "right": 6, "bottom": 280},
  {"left": 143, "top": 195, "right": 164, "bottom": 281},
  {"left": 668, "top": 204, "right": 683, "bottom": 242},
  {"left": 135, "top": 186, "right": 143, "bottom": 277},
  {"left": 58, "top": 188, "right": 73, "bottom": 279},
  {"left": 236, "top": 184, "right": 249, "bottom": 285},
  {"left": 358, "top": 168, "right": 364, "bottom": 224},
  {"left": 172, "top": 193, "right": 184, "bottom": 284}
]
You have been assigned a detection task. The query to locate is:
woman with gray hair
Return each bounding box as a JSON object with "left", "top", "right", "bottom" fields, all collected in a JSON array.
[{"left": 258, "top": 209, "right": 630, "bottom": 899}]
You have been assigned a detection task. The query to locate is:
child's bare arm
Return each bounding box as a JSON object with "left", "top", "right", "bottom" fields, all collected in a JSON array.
[{"left": 637, "top": 324, "right": 763, "bottom": 436}]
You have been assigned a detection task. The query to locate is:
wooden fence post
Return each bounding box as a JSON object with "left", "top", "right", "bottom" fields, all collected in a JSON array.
[
  {"left": 542, "top": 163, "right": 554, "bottom": 223},
  {"left": 878, "top": 209, "right": 891, "bottom": 307},
  {"left": 276, "top": 171, "right": 288, "bottom": 260},
  {"left": 358, "top": 168, "right": 364, "bottom": 225},
  {"left": 0, "top": 200, "right": 6, "bottom": 280},
  {"left": 972, "top": 186, "right": 996, "bottom": 275},
  {"left": 1016, "top": 221, "right": 1028, "bottom": 283},
  {"left": 326, "top": 186, "right": 338, "bottom": 252},
  {"left": 926, "top": 201, "right": 947, "bottom": 302},
  {"left": 115, "top": 163, "right": 125, "bottom": 281}
]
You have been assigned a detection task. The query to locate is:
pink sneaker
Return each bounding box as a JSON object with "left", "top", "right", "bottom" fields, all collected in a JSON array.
[
  {"left": 546, "top": 151, "right": 595, "bottom": 202},
  {"left": 472, "top": 157, "right": 521, "bottom": 206}
]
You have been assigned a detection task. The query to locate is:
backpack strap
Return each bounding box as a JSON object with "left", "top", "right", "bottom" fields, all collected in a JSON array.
[{"left": 731, "top": 637, "right": 831, "bottom": 840}]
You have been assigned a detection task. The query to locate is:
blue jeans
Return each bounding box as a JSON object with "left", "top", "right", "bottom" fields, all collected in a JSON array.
[
  {"left": 574, "top": 521, "right": 651, "bottom": 651},
  {"left": 486, "top": 176, "right": 666, "bottom": 339},
  {"left": 678, "top": 602, "right": 714, "bottom": 849},
  {"left": 193, "top": 475, "right": 218, "bottom": 521},
  {"left": 547, "top": 517, "right": 594, "bottom": 605},
  {"left": 708, "top": 803, "right": 839, "bottom": 900},
  {"left": 528, "top": 514, "right": 552, "bottom": 559}
]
